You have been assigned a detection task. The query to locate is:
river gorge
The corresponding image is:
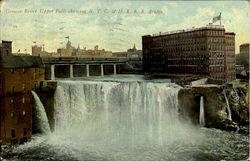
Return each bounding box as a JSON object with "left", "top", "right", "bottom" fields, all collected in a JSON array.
[{"left": 2, "top": 75, "right": 249, "bottom": 161}]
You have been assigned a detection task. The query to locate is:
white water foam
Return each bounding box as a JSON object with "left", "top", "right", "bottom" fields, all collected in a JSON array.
[
  {"left": 32, "top": 91, "right": 51, "bottom": 135},
  {"left": 49, "top": 80, "right": 200, "bottom": 160},
  {"left": 199, "top": 96, "right": 205, "bottom": 126}
]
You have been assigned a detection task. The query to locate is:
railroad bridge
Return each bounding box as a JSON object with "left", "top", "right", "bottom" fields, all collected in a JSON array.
[{"left": 42, "top": 56, "right": 142, "bottom": 80}]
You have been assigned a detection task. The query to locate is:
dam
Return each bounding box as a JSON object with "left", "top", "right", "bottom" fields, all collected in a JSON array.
[{"left": 2, "top": 75, "right": 249, "bottom": 161}]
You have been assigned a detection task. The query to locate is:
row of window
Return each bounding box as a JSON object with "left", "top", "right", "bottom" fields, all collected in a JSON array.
[
  {"left": 163, "top": 45, "right": 208, "bottom": 52},
  {"left": 209, "top": 59, "right": 224, "bottom": 65},
  {"left": 209, "top": 67, "right": 224, "bottom": 72},
  {"left": 225, "top": 46, "right": 235, "bottom": 51},
  {"left": 225, "top": 58, "right": 235, "bottom": 63},
  {"left": 145, "top": 61, "right": 165, "bottom": 65},
  {"left": 226, "top": 53, "right": 235, "bottom": 57},
  {"left": 11, "top": 68, "right": 42, "bottom": 75},
  {"left": 10, "top": 110, "right": 26, "bottom": 118},
  {"left": 147, "top": 67, "right": 165, "bottom": 72},
  {"left": 159, "top": 38, "right": 207, "bottom": 46},
  {"left": 227, "top": 72, "right": 236, "bottom": 76},
  {"left": 167, "top": 60, "right": 206, "bottom": 65},
  {"left": 209, "top": 52, "right": 225, "bottom": 57},
  {"left": 11, "top": 128, "right": 27, "bottom": 138},
  {"left": 208, "top": 38, "right": 225, "bottom": 43},
  {"left": 154, "top": 30, "right": 224, "bottom": 41},
  {"left": 210, "top": 73, "right": 225, "bottom": 79},
  {"left": 11, "top": 84, "right": 26, "bottom": 93},
  {"left": 208, "top": 44, "right": 224, "bottom": 51},
  {"left": 11, "top": 96, "right": 26, "bottom": 104},
  {"left": 227, "top": 65, "right": 235, "bottom": 70},
  {"left": 148, "top": 43, "right": 232, "bottom": 53},
  {"left": 9, "top": 82, "right": 39, "bottom": 93}
]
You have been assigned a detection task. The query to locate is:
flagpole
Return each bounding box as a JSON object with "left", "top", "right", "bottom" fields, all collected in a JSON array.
[{"left": 220, "top": 12, "right": 221, "bottom": 26}]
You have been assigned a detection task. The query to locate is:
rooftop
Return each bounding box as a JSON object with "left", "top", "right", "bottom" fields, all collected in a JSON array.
[
  {"left": 240, "top": 43, "right": 250, "bottom": 47},
  {"left": 143, "top": 24, "right": 225, "bottom": 37},
  {"left": 0, "top": 56, "right": 44, "bottom": 68}
]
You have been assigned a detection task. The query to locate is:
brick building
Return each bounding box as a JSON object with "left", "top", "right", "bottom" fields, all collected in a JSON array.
[
  {"left": 0, "top": 40, "right": 45, "bottom": 144},
  {"left": 142, "top": 24, "right": 236, "bottom": 81}
]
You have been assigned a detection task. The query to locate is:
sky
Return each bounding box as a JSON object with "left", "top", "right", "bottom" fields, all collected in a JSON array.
[{"left": 0, "top": 0, "right": 249, "bottom": 54}]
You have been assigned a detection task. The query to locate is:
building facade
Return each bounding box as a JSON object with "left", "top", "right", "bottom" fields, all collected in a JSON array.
[
  {"left": 113, "top": 44, "right": 142, "bottom": 58},
  {"left": 0, "top": 41, "right": 45, "bottom": 144},
  {"left": 236, "top": 43, "right": 249, "bottom": 71},
  {"left": 142, "top": 25, "right": 236, "bottom": 81}
]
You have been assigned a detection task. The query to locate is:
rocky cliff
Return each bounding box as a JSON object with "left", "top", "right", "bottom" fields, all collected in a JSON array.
[{"left": 178, "top": 82, "right": 249, "bottom": 133}]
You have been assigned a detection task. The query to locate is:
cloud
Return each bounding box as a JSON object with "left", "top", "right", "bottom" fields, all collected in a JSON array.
[{"left": 0, "top": 0, "right": 248, "bottom": 53}]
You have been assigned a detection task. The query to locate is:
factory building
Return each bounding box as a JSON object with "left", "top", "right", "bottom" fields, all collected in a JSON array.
[
  {"left": 142, "top": 24, "right": 236, "bottom": 81},
  {"left": 0, "top": 40, "right": 45, "bottom": 144}
]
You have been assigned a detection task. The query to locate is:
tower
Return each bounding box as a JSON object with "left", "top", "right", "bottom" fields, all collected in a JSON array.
[
  {"left": 65, "top": 36, "right": 72, "bottom": 49},
  {"left": 1, "top": 41, "right": 12, "bottom": 57}
]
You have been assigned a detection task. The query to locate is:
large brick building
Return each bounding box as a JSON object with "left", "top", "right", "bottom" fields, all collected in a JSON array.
[
  {"left": 0, "top": 41, "right": 45, "bottom": 144},
  {"left": 142, "top": 24, "right": 236, "bottom": 81}
]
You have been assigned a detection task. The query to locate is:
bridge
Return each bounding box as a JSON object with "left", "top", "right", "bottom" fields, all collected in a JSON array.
[{"left": 42, "top": 56, "right": 142, "bottom": 80}]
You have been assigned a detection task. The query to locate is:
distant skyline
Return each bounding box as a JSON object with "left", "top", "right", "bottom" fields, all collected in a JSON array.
[{"left": 0, "top": 0, "right": 249, "bottom": 54}]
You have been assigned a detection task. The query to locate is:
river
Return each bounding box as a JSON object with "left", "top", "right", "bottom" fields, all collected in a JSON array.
[{"left": 2, "top": 75, "right": 249, "bottom": 161}]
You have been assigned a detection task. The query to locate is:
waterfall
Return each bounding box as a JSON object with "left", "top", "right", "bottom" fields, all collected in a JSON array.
[
  {"left": 199, "top": 96, "right": 205, "bottom": 126},
  {"left": 232, "top": 88, "right": 240, "bottom": 104},
  {"left": 32, "top": 91, "right": 51, "bottom": 135},
  {"left": 223, "top": 90, "right": 232, "bottom": 121},
  {"left": 52, "top": 80, "right": 187, "bottom": 147}
]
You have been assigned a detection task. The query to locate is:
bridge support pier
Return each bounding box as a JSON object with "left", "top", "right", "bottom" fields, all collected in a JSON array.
[
  {"left": 86, "top": 64, "right": 90, "bottom": 77},
  {"left": 51, "top": 65, "right": 55, "bottom": 80},
  {"left": 70, "top": 64, "right": 74, "bottom": 78},
  {"left": 114, "top": 64, "right": 117, "bottom": 75},
  {"left": 101, "top": 64, "right": 104, "bottom": 76}
]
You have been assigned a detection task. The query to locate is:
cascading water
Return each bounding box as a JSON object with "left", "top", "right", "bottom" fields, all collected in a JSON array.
[
  {"left": 232, "top": 87, "right": 240, "bottom": 104},
  {"left": 49, "top": 79, "right": 201, "bottom": 160},
  {"left": 3, "top": 76, "right": 249, "bottom": 161},
  {"left": 199, "top": 96, "right": 205, "bottom": 126},
  {"left": 223, "top": 90, "right": 232, "bottom": 121},
  {"left": 32, "top": 91, "right": 51, "bottom": 135}
]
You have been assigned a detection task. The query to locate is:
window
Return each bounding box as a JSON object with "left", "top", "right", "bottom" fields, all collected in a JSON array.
[
  {"left": 23, "top": 84, "right": 26, "bottom": 91},
  {"left": 22, "top": 97, "right": 25, "bottom": 104},
  {"left": 11, "top": 68, "right": 14, "bottom": 74},
  {"left": 11, "top": 112, "right": 14, "bottom": 118},
  {"left": 22, "top": 68, "right": 26, "bottom": 73},
  {"left": 11, "top": 129, "right": 16, "bottom": 138},
  {"left": 23, "top": 128, "right": 27, "bottom": 136},
  {"left": 23, "top": 110, "right": 26, "bottom": 117},
  {"left": 11, "top": 86, "right": 14, "bottom": 93},
  {"left": 11, "top": 99, "right": 14, "bottom": 104}
]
